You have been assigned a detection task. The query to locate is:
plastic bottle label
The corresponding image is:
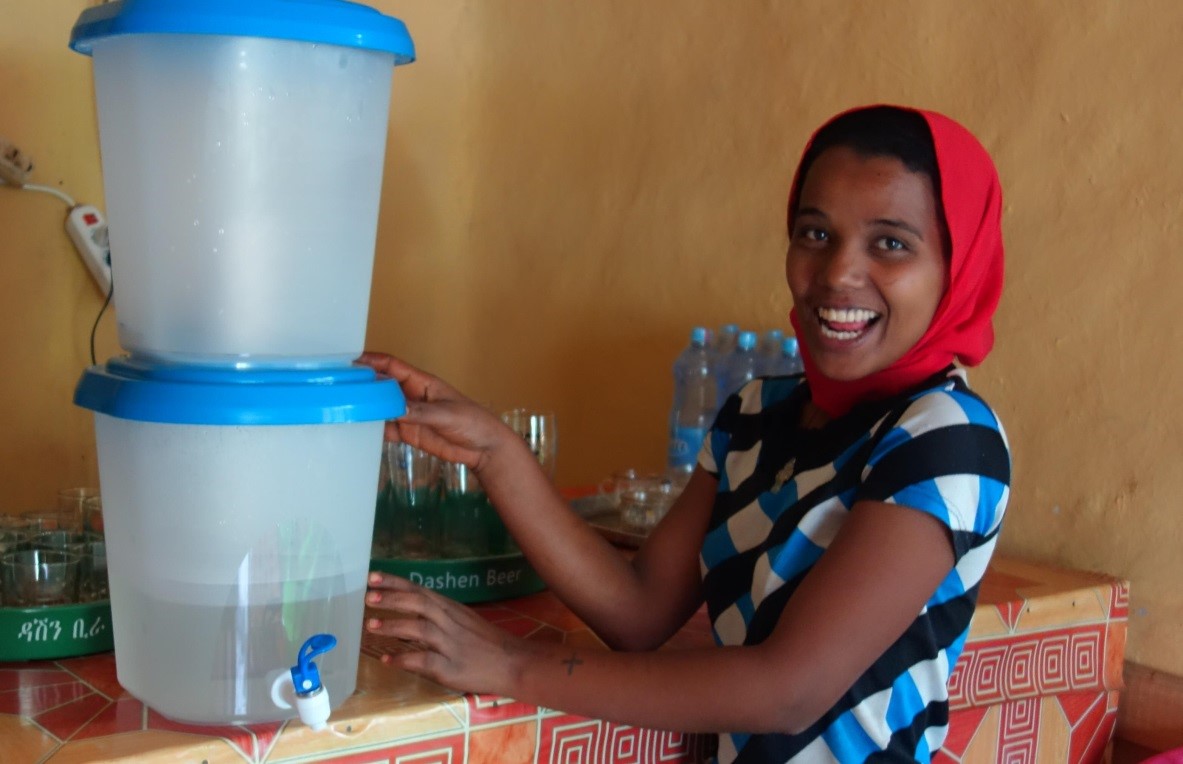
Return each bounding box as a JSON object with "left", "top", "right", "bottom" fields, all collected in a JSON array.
[{"left": 668, "top": 426, "right": 707, "bottom": 469}]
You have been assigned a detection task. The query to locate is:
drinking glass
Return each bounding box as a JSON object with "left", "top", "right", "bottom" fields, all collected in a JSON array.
[
  {"left": 0, "top": 530, "right": 30, "bottom": 556},
  {"left": 78, "top": 540, "right": 109, "bottom": 602},
  {"left": 1, "top": 549, "right": 81, "bottom": 607},
  {"left": 619, "top": 477, "right": 677, "bottom": 531},
  {"left": 0, "top": 515, "right": 35, "bottom": 536},
  {"left": 440, "top": 462, "right": 509, "bottom": 558},
  {"left": 386, "top": 443, "right": 441, "bottom": 559},
  {"left": 83, "top": 496, "right": 105, "bottom": 534},
  {"left": 23, "top": 510, "right": 83, "bottom": 533},
  {"left": 501, "top": 408, "right": 558, "bottom": 479}
]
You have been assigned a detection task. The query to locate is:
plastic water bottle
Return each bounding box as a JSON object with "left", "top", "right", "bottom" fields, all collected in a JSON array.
[
  {"left": 668, "top": 327, "right": 718, "bottom": 481},
  {"left": 758, "top": 328, "right": 784, "bottom": 375},
  {"left": 718, "top": 330, "right": 760, "bottom": 400},
  {"left": 774, "top": 336, "right": 804, "bottom": 376},
  {"left": 710, "top": 323, "right": 740, "bottom": 370}
]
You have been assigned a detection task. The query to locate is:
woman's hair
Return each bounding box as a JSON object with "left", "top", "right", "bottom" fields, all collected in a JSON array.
[{"left": 789, "top": 105, "right": 949, "bottom": 251}]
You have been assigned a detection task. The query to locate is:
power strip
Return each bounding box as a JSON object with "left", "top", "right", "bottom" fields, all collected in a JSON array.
[{"left": 66, "top": 204, "right": 113, "bottom": 295}]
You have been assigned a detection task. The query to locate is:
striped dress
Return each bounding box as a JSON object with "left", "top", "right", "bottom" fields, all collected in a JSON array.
[{"left": 698, "top": 367, "right": 1011, "bottom": 763}]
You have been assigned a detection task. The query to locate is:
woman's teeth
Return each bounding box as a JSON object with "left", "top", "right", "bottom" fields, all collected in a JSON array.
[{"left": 816, "top": 307, "right": 880, "bottom": 340}]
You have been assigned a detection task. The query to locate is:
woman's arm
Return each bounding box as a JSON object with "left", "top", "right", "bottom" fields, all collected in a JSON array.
[
  {"left": 359, "top": 352, "right": 712, "bottom": 649},
  {"left": 367, "top": 497, "right": 954, "bottom": 734}
]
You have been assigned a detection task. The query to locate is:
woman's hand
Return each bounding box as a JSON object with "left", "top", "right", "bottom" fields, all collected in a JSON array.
[
  {"left": 357, "top": 352, "right": 515, "bottom": 472},
  {"left": 365, "top": 571, "right": 527, "bottom": 695}
]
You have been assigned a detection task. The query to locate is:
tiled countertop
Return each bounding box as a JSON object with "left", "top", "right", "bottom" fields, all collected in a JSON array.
[{"left": 0, "top": 557, "right": 1127, "bottom": 763}]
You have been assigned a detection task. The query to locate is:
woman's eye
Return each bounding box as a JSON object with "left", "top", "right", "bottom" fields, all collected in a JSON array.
[
  {"left": 797, "top": 227, "right": 827, "bottom": 243},
  {"left": 875, "top": 236, "right": 908, "bottom": 252}
]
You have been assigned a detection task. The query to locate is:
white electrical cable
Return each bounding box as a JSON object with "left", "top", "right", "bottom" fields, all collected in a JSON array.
[{"left": 0, "top": 177, "right": 77, "bottom": 207}]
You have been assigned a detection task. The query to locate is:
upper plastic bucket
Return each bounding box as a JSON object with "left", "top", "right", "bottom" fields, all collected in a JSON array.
[
  {"left": 74, "top": 358, "right": 405, "bottom": 723},
  {"left": 71, "top": 0, "right": 415, "bottom": 367}
]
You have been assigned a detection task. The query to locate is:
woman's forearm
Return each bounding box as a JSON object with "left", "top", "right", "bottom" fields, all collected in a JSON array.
[{"left": 474, "top": 440, "right": 664, "bottom": 643}]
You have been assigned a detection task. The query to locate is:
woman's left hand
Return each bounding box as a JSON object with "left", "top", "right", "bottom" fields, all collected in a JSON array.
[{"left": 365, "top": 571, "right": 527, "bottom": 695}]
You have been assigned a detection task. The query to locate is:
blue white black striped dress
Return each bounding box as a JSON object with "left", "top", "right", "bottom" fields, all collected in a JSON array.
[{"left": 698, "top": 367, "right": 1010, "bottom": 763}]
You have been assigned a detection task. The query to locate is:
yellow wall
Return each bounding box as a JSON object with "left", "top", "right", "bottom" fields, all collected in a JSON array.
[{"left": 2, "top": 1, "right": 1181, "bottom": 674}]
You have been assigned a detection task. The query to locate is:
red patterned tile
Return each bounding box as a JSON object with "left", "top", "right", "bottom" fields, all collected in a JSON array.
[
  {"left": 537, "top": 715, "right": 702, "bottom": 764},
  {"left": 34, "top": 691, "right": 109, "bottom": 740},
  {"left": 469, "top": 721, "right": 536, "bottom": 764},
  {"left": 1057, "top": 689, "right": 1102, "bottom": 728},
  {"left": 0, "top": 680, "right": 92, "bottom": 716},
  {"left": 245, "top": 720, "right": 284, "bottom": 761},
  {"left": 58, "top": 653, "right": 127, "bottom": 699},
  {"left": 962, "top": 643, "right": 1006, "bottom": 706},
  {"left": 504, "top": 593, "right": 588, "bottom": 632},
  {"left": 321, "top": 730, "right": 464, "bottom": 763},
  {"left": 467, "top": 692, "right": 538, "bottom": 725},
  {"left": 496, "top": 616, "right": 546, "bottom": 639},
  {"left": 942, "top": 703, "right": 990, "bottom": 758},
  {"left": 0, "top": 659, "right": 61, "bottom": 671},
  {"left": 538, "top": 714, "right": 603, "bottom": 763},
  {"left": 73, "top": 694, "right": 145, "bottom": 739},
  {"left": 472, "top": 604, "right": 521, "bottom": 624},
  {"left": 602, "top": 725, "right": 702, "bottom": 763},
  {"left": 1034, "top": 633, "right": 1072, "bottom": 696},
  {"left": 1109, "top": 581, "right": 1130, "bottom": 618},
  {"left": 564, "top": 629, "right": 608, "bottom": 652},
  {"left": 0, "top": 668, "right": 74, "bottom": 692},
  {"left": 525, "top": 625, "right": 567, "bottom": 644},
  {"left": 998, "top": 697, "right": 1039, "bottom": 763},
  {"left": 1065, "top": 691, "right": 1114, "bottom": 764}
]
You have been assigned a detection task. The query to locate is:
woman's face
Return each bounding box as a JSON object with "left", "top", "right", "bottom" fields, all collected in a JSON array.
[{"left": 786, "top": 146, "right": 947, "bottom": 382}]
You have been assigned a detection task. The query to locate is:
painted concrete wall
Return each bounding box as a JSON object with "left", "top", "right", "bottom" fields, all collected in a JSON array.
[{"left": 2, "top": 1, "right": 1180, "bottom": 674}]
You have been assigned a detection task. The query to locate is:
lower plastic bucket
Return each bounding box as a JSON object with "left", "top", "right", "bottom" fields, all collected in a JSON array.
[{"left": 75, "top": 360, "right": 403, "bottom": 723}]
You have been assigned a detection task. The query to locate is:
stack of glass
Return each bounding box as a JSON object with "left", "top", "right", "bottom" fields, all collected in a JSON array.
[
  {"left": 67, "top": 0, "right": 415, "bottom": 725},
  {"left": 374, "top": 409, "right": 557, "bottom": 560}
]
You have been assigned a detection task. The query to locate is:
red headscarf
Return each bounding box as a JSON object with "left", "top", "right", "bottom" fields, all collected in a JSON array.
[{"left": 787, "top": 106, "right": 1005, "bottom": 417}]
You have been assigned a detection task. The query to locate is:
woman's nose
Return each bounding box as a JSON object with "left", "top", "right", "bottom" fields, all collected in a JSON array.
[{"left": 817, "top": 242, "right": 865, "bottom": 288}]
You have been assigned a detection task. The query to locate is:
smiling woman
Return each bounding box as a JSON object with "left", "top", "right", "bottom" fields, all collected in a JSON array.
[{"left": 359, "top": 104, "right": 1011, "bottom": 764}]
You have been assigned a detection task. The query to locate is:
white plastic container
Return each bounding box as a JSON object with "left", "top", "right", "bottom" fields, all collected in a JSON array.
[
  {"left": 74, "top": 359, "right": 405, "bottom": 724},
  {"left": 71, "top": 0, "right": 415, "bottom": 367}
]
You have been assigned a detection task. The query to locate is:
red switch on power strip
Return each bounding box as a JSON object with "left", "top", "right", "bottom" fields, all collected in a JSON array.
[{"left": 67, "top": 204, "right": 112, "bottom": 295}]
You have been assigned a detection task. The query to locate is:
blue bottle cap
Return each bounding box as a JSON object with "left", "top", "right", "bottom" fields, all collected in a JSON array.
[
  {"left": 690, "top": 327, "right": 708, "bottom": 346},
  {"left": 71, "top": 0, "right": 415, "bottom": 63},
  {"left": 738, "top": 331, "right": 758, "bottom": 351}
]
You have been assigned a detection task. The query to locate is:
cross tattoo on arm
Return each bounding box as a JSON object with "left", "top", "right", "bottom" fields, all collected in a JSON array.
[{"left": 561, "top": 652, "right": 583, "bottom": 676}]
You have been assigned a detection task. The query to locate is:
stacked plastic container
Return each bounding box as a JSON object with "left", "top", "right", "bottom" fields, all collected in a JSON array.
[{"left": 69, "top": 0, "right": 414, "bottom": 726}]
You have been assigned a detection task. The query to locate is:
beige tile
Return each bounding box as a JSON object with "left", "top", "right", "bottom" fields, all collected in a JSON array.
[
  {"left": 967, "top": 603, "right": 1012, "bottom": 639},
  {"left": 1013, "top": 587, "right": 1111, "bottom": 633},
  {"left": 1037, "top": 696, "right": 1072, "bottom": 762},
  {"left": 266, "top": 669, "right": 466, "bottom": 761},
  {"left": 0, "top": 714, "right": 59, "bottom": 762},
  {"left": 961, "top": 704, "right": 1001, "bottom": 764},
  {"left": 46, "top": 730, "right": 248, "bottom": 763}
]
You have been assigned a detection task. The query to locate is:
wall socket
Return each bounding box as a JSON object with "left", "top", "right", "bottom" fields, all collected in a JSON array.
[{"left": 0, "top": 136, "right": 34, "bottom": 186}]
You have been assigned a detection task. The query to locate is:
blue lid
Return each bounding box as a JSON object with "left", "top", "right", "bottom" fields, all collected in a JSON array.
[
  {"left": 70, "top": 0, "right": 415, "bottom": 63},
  {"left": 689, "top": 327, "right": 707, "bottom": 347},
  {"left": 74, "top": 357, "right": 405, "bottom": 425},
  {"left": 784, "top": 337, "right": 800, "bottom": 355},
  {"left": 737, "top": 331, "right": 758, "bottom": 351}
]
